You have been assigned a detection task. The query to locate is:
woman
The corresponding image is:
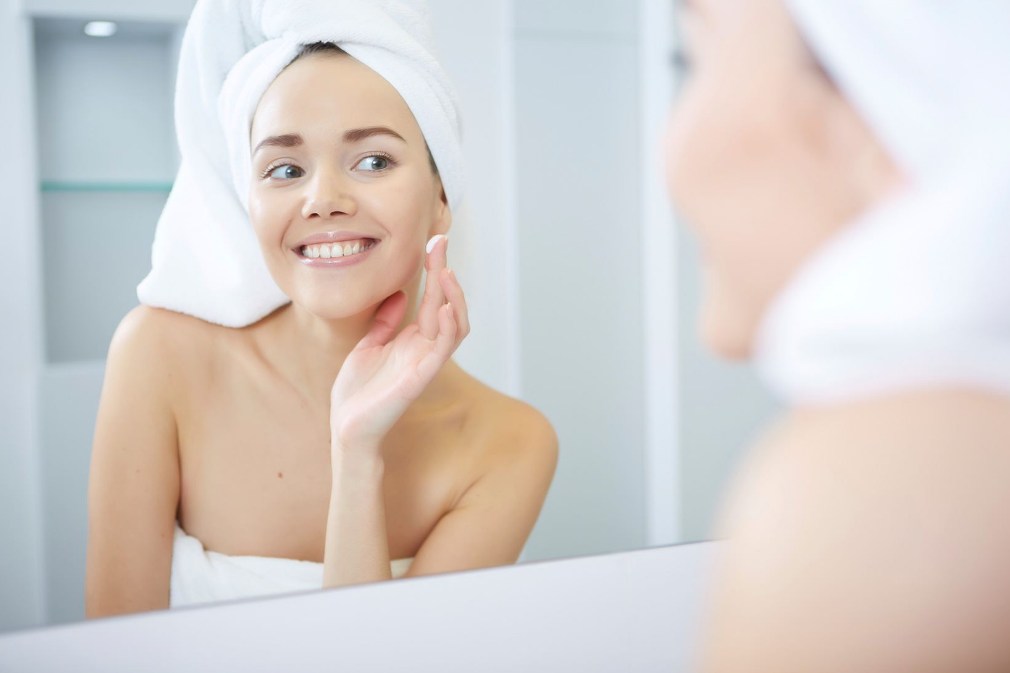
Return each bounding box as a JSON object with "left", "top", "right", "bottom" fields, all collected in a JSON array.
[
  {"left": 667, "top": 0, "right": 1010, "bottom": 670},
  {"left": 85, "top": 0, "right": 557, "bottom": 617}
]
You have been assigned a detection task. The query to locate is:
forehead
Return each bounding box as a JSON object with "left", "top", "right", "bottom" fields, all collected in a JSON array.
[{"left": 251, "top": 53, "right": 422, "bottom": 141}]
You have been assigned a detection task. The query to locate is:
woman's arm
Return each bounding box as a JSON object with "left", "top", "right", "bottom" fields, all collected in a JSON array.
[
  {"left": 698, "top": 389, "right": 1010, "bottom": 673},
  {"left": 323, "top": 449, "right": 392, "bottom": 585},
  {"left": 323, "top": 236, "right": 469, "bottom": 587},
  {"left": 85, "top": 307, "right": 180, "bottom": 617},
  {"left": 323, "top": 403, "right": 557, "bottom": 585}
]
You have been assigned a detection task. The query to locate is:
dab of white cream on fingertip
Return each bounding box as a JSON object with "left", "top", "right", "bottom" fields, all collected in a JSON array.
[{"left": 426, "top": 234, "right": 447, "bottom": 254}]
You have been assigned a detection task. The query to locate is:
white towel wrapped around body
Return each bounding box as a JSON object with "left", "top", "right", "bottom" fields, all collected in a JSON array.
[
  {"left": 756, "top": 2, "right": 1010, "bottom": 405},
  {"left": 138, "top": 0, "right": 464, "bottom": 327},
  {"left": 170, "top": 523, "right": 413, "bottom": 607}
]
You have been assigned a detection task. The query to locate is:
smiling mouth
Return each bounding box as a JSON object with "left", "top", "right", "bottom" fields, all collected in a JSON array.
[{"left": 298, "top": 238, "right": 378, "bottom": 260}]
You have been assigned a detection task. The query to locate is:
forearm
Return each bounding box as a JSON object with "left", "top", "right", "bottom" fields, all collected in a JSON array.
[{"left": 322, "top": 448, "right": 393, "bottom": 588}]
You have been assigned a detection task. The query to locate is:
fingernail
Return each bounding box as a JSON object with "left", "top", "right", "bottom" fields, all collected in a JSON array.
[{"left": 426, "top": 234, "right": 447, "bottom": 254}]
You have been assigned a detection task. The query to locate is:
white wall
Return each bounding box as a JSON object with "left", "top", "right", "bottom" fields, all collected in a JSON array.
[
  {"left": 0, "top": 3, "right": 46, "bottom": 633},
  {"left": 23, "top": 0, "right": 194, "bottom": 21},
  {"left": 35, "top": 22, "right": 176, "bottom": 362},
  {"left": 639, "top": 0, "right": 680, "bottom": 548},
  {"left": 513, "top": 0, "right": 647, "bottom": 561},
  {"left": 429, "top": 0, "right": 519, "bottom": 395},
  {"left": 29, "top": 17, "right": 182, "bottom": 626}
]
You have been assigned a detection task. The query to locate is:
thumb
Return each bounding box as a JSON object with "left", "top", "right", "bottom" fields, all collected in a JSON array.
[{"left": 355, "top": 291, "right": 409, "bottom": 350}]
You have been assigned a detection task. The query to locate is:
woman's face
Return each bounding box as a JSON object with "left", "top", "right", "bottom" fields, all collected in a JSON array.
[
  {"left": 665, "top": 0, "right": 900, "bottom": 359},
  {"left": 249, "top": 52, "right": 450, "bottom": 320}
]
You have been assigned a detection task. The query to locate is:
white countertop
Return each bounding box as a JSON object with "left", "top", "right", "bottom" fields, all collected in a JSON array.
[{"left": 0, "top": 541, "right": 717, "bottom": 673}]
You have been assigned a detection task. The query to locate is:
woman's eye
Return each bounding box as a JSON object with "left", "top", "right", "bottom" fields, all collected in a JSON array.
[
  {"left": 267, "top": 164, "right": 303, "bottom": 180},
  {"left": 355, "top": 155, "right": 391, "bottom": 172},
  {"left": 671, "top": 47, "right": 693, "bottom": 77}
]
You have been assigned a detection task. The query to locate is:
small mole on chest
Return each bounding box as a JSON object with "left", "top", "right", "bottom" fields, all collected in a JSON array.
[{"left": 277, "top": 471, "right": 283, "bottom": 479}]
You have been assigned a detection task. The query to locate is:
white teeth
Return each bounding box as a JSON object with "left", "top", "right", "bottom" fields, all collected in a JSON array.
[{"left": 302, "top": 239, "right": 373, "bottom": 259}]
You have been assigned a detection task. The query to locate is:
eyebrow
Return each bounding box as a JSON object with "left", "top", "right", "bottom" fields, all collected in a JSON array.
[
  {"left": 253, "top": 127, "right": 406, "bottom": 154},
  {"left": 677, "top": 0, "right": 700, "bottom": 14},
  {"left": 343, "top": 126, "right": 406, "bottom": 144},
  {"left": 253, "top": 133, "right": 303, "bottom": 154}
]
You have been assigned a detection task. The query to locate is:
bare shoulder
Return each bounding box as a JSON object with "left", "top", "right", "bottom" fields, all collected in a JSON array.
[
  {"left": 452, "top": 368, "right": 559, "bottom": 468},
  {"left": 110, "top": 305, "right": 220, "bottom": 358},
  {"left": 106, "top": 305, "right": 227, "bottom": 391},
  {"left": 703, "top": 388, "right": 1010, "bottom": 673},
  {"left": 482, "top": 389, "right": 558, "bottom": 459},
  {"left": 720, "top": 388, "right": 1010, "bottom": 533},
  {"left": 88, "top": 305, "right": 218, "bottom": 616}
]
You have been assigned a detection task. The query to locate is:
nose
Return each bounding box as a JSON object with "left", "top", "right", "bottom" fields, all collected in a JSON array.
[{"left": 301, "top": 169, "right": 357, "bottom": 220}]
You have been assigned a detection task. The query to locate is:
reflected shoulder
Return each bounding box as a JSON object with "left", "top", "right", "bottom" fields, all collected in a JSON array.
[
  {"left": 112, "top": 303, "right": 242, "bottom": 356},
  {"left": 110, "top": 304, "right": 216, "bottom": 355},
  {"left": 444, "top": 365, "right": 559, "bottom": 475},
  {"left": 105, "top": 305, "right": 231, "bottom": 399},
  {"left": 703, "top": 388, "right": 1010, "bottom": 673}
]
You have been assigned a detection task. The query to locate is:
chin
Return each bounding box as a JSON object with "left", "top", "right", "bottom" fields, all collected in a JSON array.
[
  {"left": 699, "top": 303, "right": 755, "bottom": 362},
  {"left": 291, "top": 287, "right": 384, "bottom": 321}
]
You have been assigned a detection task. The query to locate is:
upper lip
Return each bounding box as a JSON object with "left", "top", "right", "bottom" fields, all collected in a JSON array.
[{"left": 293, "top": 231, "right": 379, "bottom": 248}]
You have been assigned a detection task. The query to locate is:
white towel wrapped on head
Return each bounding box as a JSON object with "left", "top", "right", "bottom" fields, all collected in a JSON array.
[
  {"left": 138, "top": 0, "right": 464, "bottom": 327},
  {"left": 755, "top": 2, "right": 1010, "bottom": 405}
]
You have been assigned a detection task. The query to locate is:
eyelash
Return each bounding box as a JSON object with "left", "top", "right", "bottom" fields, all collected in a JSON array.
[
  {"left": 670, "top": 48, "right": 692, "bottom": 74},
  {"left": 259, "top": 162, "right": 297, "bottom": 180},
  {"left": 258, "top": 152, "right": 398, "bottom": 181},
  {"left": 356, "top": 151, "right": 397, "bottom": 172}
]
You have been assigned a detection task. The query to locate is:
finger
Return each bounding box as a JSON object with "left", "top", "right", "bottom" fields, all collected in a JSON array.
[
  {"left": 424, "top": 302, "right": 458, "bottom": 365},
  {"left": 417, "top": 234, "right": 448, "bottom": 339},
  {"left": 438, "top": 268, "right": 470, "bottom": 341},
  {"left": 356, "top": 291, "right": 408, "bottom": 350},
  {"left": 426, "top": 232, "right": 448, "bottom": 273},
  {"left": 435, "top": 301, "right": 458, "bottom": 358},
  {"left": 416, "top": 303, "right": 458, "bottom": 381}
]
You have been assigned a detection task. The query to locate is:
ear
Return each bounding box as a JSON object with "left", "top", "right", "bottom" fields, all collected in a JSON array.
[{"left": 430, "top": 177, "right": 452, "bottom": 237}]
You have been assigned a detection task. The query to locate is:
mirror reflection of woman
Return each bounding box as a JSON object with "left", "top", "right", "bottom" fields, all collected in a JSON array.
[
  {"left": 668, "top": 0, "right": 1010, "bottom": 670},
  {"left": 85, "top": 2, "right": 557, "bottom": 617}
]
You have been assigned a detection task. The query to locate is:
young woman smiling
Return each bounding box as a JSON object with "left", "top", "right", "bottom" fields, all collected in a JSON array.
[{"left": 85, "top": 38, "right": 557, "bottom": 617}]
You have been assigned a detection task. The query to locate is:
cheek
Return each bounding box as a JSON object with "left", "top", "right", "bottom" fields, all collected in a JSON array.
[
  {"left": 665, "top": 80, "right": 767, "bottom": 238},
  {"left": 356, "top": 186, "right": 432, "bottom": 281},
  {"left": 666, "top": 83, "right": 763, "bottom": 282},
  {"left": 360, "top": 184, "right": 432, "bottom": 245},
  {"left": 247, "top": 189, "right": 288, "bottom": 248},
  {"left": 665, "top": 77, "right": 816, "bottom": 356},
  {"left": 664, "top": 88, "right": 708, "bottom": 223}
]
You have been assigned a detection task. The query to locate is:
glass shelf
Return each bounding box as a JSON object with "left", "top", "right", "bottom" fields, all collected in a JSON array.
[
  {"left": 41, "top": 190, "right": 166, "bottom": 363},
  {"left": 40, "top": 181, "right": 174, "bottom": 193}
]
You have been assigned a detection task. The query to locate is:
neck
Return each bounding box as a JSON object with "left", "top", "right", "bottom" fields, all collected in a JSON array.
[{"left": 266, "top": 278, "right": 425, "bottom": 406}]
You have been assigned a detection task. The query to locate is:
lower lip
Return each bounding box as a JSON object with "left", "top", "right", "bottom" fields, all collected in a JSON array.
[{"left": 295, "top": 242, "right": 378, "bottom": 268}]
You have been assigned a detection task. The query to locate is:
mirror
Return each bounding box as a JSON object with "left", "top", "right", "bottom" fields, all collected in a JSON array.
[{"left": 0, "top": 0, "right": 778, "bottom": 633}]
